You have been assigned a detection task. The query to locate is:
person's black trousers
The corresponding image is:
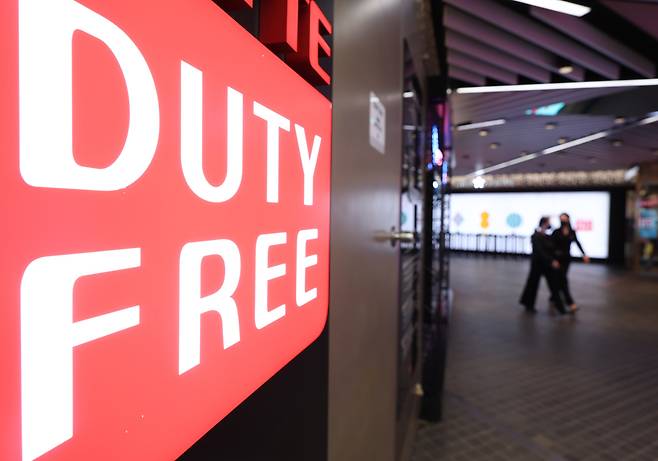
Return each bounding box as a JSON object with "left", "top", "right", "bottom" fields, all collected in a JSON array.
[
  {"left": 554, "top": 258, "right": 575, "bottom": 305},
  {"left": 520, "top": 263, "right": 542, "bottom": 310},
  {"left": 520, "top": 261, "right": 566, "bottom": 313}
]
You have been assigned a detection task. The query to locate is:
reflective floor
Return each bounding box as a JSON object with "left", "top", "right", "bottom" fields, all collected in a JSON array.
[{"left": 413, "top": 255, "right": 658, "bottom": 461}]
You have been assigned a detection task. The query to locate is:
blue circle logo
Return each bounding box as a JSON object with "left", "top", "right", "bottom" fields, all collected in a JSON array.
[{"left": 507, "top": 213, "right": 522, "bottom": 228}]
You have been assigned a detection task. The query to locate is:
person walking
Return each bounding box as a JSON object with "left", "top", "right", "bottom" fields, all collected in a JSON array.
[
  {"left": 551, "top": 213, "right": 590, "bottom": 312},
  {"left": 520, "top": 217, "right": 569, "bottom": 315}
]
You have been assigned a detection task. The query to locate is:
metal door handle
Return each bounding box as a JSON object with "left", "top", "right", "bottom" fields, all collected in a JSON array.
[
  {"left": 390, "top": 231, "right": 416, "bottom": 242},
  {"left": 374, "top": 230, "right": 417, "bottom": 245}
]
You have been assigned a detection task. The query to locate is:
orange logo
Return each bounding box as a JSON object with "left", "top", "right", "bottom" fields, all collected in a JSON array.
[{"left": 480, "top": 211, "right": 490, "bottom": 229}]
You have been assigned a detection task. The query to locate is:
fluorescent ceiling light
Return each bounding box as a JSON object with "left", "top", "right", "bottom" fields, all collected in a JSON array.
[
  {"left": 559, "top": 65, "right": 575, "bottom": 75},
  {"left": 456, "top": 78, "right": 658, "bottom": 94},
  {"left": 541, "top": 131, "right": 608, "bottom": 155},
  {"left": 510, "top": 0, "right": 590, "bottom": 17},
  {"left": 403, "top": 91, "right": 415, "bottom": 98},
  {"left": 638, "top": 111, "right": 658, "bottom": 126},
  {"left": 456, "top": 119, "right": 506, "bottom": 131}
]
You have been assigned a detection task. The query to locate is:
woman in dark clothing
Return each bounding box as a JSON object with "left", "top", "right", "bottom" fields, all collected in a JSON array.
[
  {"left": 520, "top": 217, "right": 569, "bottom": 315},
  {"left": 551, "top": 213, "right": 590, "bottom": 311}
]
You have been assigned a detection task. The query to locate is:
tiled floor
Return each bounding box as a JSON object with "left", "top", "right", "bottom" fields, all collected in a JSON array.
[{"left": 413, "top": 256, "right": 658, "bottom": 461}]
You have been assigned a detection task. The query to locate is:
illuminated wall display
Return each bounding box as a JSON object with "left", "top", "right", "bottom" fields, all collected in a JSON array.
[
  {"left": 0, "top": 0, "right": 332, "bottom": 460},
  {"left": 451, "top": 192, "right": 611, "bottom": 259}
]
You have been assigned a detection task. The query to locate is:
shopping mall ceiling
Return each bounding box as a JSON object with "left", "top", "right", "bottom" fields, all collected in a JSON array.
[{"left": 444, "top": 0, "right": 658, "bottom": 176}]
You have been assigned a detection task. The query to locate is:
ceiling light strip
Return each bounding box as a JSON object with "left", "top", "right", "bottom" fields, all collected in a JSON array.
[
  {"left": 541, "top": 131, "right": 609, "bottom": 155},
  {"left": 638, "top": 112, "right": 658, "bottom": 126},
  {"left": 510, "top": 0, "right": 590, "bottom": 17},
  {"left": 473, "top": 155, "right": 537, "bottom": 176},
  {"left": 456, "top": 119, "right": 506, "bottom": 131},
  {"left": 456, "top": 78, "right": 658, "bottom": 94}
]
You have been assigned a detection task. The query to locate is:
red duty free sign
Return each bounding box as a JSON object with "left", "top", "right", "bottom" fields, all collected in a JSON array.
[{"left": 0, "top": 0, "right": 331, "bottom": 460}]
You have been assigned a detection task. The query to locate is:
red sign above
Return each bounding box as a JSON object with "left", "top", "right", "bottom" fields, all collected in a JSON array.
[
  {"left": 219, "top": 0, "right": 333, "bottom": 86},
  {"left": 0, "top": 0, "right": 331, "bottom": 460}
]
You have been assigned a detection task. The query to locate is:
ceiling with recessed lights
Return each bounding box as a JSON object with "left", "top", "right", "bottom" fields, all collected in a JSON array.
[{"left": 444, "top": 0, "right": 658, "bottom": 175}]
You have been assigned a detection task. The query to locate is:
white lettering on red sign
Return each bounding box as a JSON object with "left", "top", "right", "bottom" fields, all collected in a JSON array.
[{"left": 1, "top": 0, "right": 332, "bottom": 460}]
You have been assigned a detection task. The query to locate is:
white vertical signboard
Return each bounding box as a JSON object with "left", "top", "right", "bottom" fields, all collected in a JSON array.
[{"left": 369, "top": 92, "right": 386, "bottom": 154}]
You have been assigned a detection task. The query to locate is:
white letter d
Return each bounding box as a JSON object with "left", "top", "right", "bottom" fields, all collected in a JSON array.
[{"left": 19, "top": 0, "right": 160, "bottom": 191}]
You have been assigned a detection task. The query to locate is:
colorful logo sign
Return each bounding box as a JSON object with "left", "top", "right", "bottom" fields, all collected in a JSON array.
[
  {"left": 0, "top": 1, "right": 331, "bottom": 460},
  {"left": 480, "top": 211, "right": 491, "bottom": 230},
  {"left": 639, "top": 209, "right": 658, "bottom": 239},
  {"left": 506, "top": 213, "right": 522, "bottom": 229},
  {"left": 575, "top": 219, "right": 594, "bottom": 232}
]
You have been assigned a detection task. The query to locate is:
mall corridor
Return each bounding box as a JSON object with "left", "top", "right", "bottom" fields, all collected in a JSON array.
[{"left": 414, "top": 256, "right": 658, "bottom": 461}]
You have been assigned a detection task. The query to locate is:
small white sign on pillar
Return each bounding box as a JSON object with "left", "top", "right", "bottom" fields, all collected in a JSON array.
[{"left": 369, "top": 92, "right": 386, "bottom": 154}]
